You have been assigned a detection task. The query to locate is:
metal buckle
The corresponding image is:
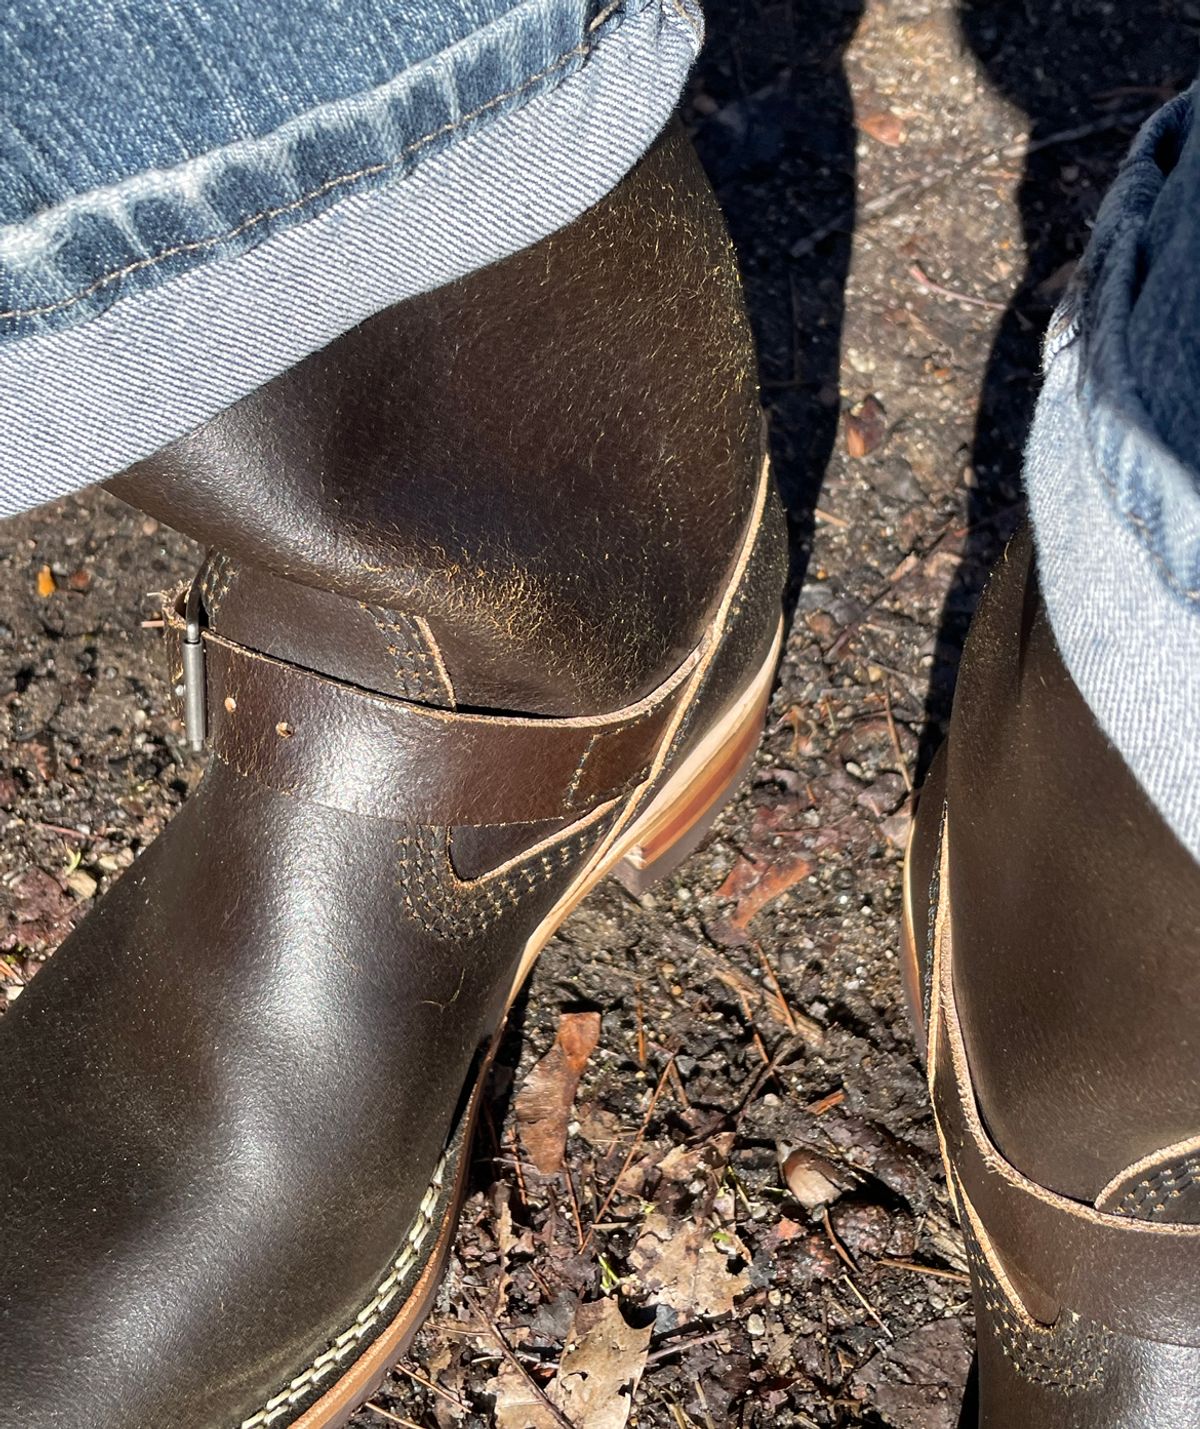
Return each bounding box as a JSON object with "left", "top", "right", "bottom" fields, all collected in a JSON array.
[{"left": 179, "top": 576, "right": 207, "bottom": 753}]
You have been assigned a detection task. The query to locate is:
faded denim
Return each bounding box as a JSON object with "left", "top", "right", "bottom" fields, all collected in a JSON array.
[
  {"left": 0, "top": 0, "right": 701, "bottom": 512},
  {"left": 0, "top": 0, "right": 647, "bottom": 339},
  {"left": 1027, "top": 83, "right": 1200, "bottom": 863}
]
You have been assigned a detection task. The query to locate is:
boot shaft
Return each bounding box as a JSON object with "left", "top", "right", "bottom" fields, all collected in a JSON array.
[
  {"left": 946, "top": 525, "right": 1200, "bottom": 1204},
  {"left": 108, "top": 125, "right": 768, "bottom": 718}
]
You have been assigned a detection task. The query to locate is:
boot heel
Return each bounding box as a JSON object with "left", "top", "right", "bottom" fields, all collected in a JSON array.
[{"left": 613, "top": 632, "right": 778, "bottom": 896}]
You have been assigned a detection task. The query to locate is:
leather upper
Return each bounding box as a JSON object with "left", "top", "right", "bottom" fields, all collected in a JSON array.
[{"left": 0, "top": 126, "right": 788, "bottom": 1428}]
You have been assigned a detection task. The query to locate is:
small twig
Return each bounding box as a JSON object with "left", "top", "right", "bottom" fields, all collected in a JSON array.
[
  {"left": 634, "top": 980, "right": 647, "bottom": 1069},
  {"left": 508, "top": 1128, "right": 528, "bottom": 1210},
  {"left": 822, "top": 1206, "right": 857, "bottom": 1273},
  {"left": 365, "top": 1403, "right": 424, "bottom": 1428},
  {"left": 909, "top": 263, "right": 1006, "bottom": 311},
  {"left": 840, "top": 1272, "right": 893, "bottom": 1339},
  {"left": 582, "top": 1056, "right": 675, "bottom": 1251},
  {"left": 882, "top": 687, "right": 913, "bottom": 793},
  {"left": 693, "top": 1376, "right": 717, "bottom": 1429},
  {"left": 667, "top": 1058, "right": 691, "bottom": 1110},
  {"left": 877, "top": 1256, "right": 971, "bottom": 1286},
  {"left": 392, "top": 1363, "right": 467, "bottom": 1412},
  {"left": 646, "top": 1325, "right": 734, "bottom": 1365},
  {"left": 813, "top": 506, "right": 850, "bottom": 529},
  {"left": 26, "top": 820, "right": 89, "bottom": 841},
  {"left": 753, "top": 940, "right": 798, "bottom": 1034},
  {"left": 563, "top": 1165, "right": 585, "bottom": 1252},
  {"left": 805, "top": 1088, "right": 845, "bottom": 1116},
  {"left": 463, "top": 1289, "right": 577, "bottom": 1429},
  {"left": 731, "top": 1036, "right": 800, "bottom": 1126}
]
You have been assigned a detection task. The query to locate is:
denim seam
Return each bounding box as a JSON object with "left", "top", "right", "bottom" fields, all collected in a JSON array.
[{"left": 0, "top": 23, "right": 614, "bottom": 323}]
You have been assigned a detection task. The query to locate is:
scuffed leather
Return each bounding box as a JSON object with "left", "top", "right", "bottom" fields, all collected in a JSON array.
[
  {"left": 946, "top": 526, "right": 1200, "bottom": 1202},
  {"left": 162, "top": 596, "right": 701, "bottom": 825},
  {"left": 0, "top": 127, "right": 788, "bottom": 1428},
  {"left": 109, "top": 125, "right": 765, "bottom": 718}
]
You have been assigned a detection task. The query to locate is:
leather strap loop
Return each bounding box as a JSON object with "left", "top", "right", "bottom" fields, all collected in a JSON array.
[
  {"left": 164, "top": 598, "right": 701, "bottom": 826},
  {"left": 930, "top": 826, "right": 1200, "bottom": 1347}
]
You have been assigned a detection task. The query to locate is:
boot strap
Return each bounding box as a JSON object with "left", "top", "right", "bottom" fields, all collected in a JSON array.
[
  {"left": 929, "top": 820, "right": 1200, "bottom": 1346},
  {"left": 162, "top": 582, "right": 702, "bottom": 826}
]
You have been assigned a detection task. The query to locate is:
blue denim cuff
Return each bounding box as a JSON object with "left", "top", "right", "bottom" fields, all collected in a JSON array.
[
  {"left": 1027, "top": 83, "right": 1200, "bottom": 864},
  {"left": 1075, "top": 84, "right": 1200, "bottom": 613},
  {"left": 0, "top": 0, "right": 678, "bottom": 341}
]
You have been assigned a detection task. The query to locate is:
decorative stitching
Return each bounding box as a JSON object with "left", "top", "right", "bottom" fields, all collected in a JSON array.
[
  {"left": 362, "top": 604, "right": 447, "bottom": 703},
  {"left": 398, "top": 810, "right": 617, "bottom": 941},
  {"left": 237, "top": 1152, "right": 448, "bottom": 1429},
  {"left": 1, "top": 33, "right": 602, "bottom": 323},
  {"left": 1116, "top": 1155, "right": 1200, "bottom": 1220},
  {"left": 564, "top": 732, "right": 599, "bottom": 809},
  {"left": 412, "top": 614, "right": 456, "bottom": 706},
  {"left": 959, "top": 1188, "right": 1112, "bottom": 1394},
  {"left": 200, "top": 551, "right": 238, "bottom": 620}
]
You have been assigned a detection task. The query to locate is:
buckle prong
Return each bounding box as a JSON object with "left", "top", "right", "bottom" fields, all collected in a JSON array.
[{"left": 181, "top": 577, "right": 207, "bottom": 753}]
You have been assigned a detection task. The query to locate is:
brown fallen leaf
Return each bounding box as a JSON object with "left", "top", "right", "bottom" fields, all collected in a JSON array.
[
  {"left": 657, "top": 1132, "right": 735, "bottom": 1186},
  {"left": 552, "top": 1298, "right": 652, "bottom": 1429},
  {"left": 851, "top": 1319, "right": 973, "bottom": 1429},
  {"left": 515, "top": 1010, "right": 602, "bottom": 1174},
  {"left": 860, "top": 109, "right": 906, "bottom": 147},
  {"left": 844, "top": 395, "right": 888, "bottom": 459},
  {"left": 629, "top": 1211, "right": 751, "bottom": 1320},
  {"left": 779, "top": 1145, "right": 848, "bottom": 1211},
  {"left": 717, "top": 853, "right": 813, "bottom": 929},
  {"left": 488, "top": 1299, "right": 651, "bottom": 1429}
]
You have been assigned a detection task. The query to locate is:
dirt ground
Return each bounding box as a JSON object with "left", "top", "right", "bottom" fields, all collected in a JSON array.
[{"left": 0, "top": 2, "right": 1194, "bottom": 1425}]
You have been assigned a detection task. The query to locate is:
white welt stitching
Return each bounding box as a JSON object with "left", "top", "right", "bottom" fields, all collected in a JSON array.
[{"left": 238, "top": 1152, "right": 448, "bottom": 1429}]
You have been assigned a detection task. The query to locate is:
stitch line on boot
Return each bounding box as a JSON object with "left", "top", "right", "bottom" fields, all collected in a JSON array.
[
  {"left": 1117, "top": 1157, "right": 1200, "bottom": 1219},
  {"left": 237, "top": 1151, "right": 449, "bottom": 1429},
  {"left": 959, "top": 1183, "right": 1111, "bottom": 1394},
  {"left": 398, "top": 811, "right": 614, "bottom": 940},
  {"left": 363, "top": 604, "right": 444, "bottom": 702}
]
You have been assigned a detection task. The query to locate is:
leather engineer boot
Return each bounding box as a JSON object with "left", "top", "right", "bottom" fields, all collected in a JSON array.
[
  {"left": 0, "top": 126, "right": 786, "bottom": 1429},
  {"left": 904, "top": 525, "right": 1200, "bottom": 1427}
]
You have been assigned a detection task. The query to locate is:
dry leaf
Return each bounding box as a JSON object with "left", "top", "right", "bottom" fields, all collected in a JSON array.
[
  {"left": 657, "top": 1132, "right": 735, "bottom": 1186},
  {"left": 489, "top": 1300, "right": 652, "bottom": 1429},
  {"left": 488, "top": 1339, "right": 557, "bottom": 1429},
  {"left": 552, "top": 1298, "right": 652, "bottom": 1429},
  {"left": 717, "top": 853, "right": 813, "bottom": 929},
  {"left": 35, "top": 565, "right": 56, "bottom": 598},
  {"left": 779, "top": 1145, "right": 846, "bottom": 1211},
  {"left": 515, "top": 1010, "right": 601, "bottom": 1173},
  {"left": 844, "top": 396, "right": 888, "bottom": 459},
  {"left": 860, "top": 109, "right": 906, "bottom": 146},
  {"left": 630, "top": 1212, "right": 751, "bottom": 1320}
]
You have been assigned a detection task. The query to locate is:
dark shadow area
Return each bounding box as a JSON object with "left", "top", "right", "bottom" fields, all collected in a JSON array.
[
  {"left": 682, "top": 0, "right": 864, "bottom": 616},
  {"left": 918, "top": 0, "right": 1195, "bottom": 774},
  {"left": 956, "top": 1354, "right": 980, "bottom": 1428}
]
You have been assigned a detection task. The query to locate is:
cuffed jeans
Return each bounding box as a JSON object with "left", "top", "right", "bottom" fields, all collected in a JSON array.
[
  {"left": 0, "top": 0, "right": 701, "bottom": 510},
  {"left": 1, "top": 7, "right": 1199, "bottom": 865},
  {"left": 1028, "top": 81, "right": 1200, "bottom": 865}
]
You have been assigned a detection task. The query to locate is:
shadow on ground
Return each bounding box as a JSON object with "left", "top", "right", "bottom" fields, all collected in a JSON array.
[
  {"left": 685, "top": 0, "right": 864, "bottom": 619},
  {"left": 919, "top": 0, "right": 1194, "bottom": 773}
]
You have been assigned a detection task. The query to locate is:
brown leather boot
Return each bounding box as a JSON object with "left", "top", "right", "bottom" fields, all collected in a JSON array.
[
  {"left": 903, "top": 525, "right": 1200, "bottom": 1426},
  {"left": 0, "top": 127, "right": 786, "bottom": 1429}
]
